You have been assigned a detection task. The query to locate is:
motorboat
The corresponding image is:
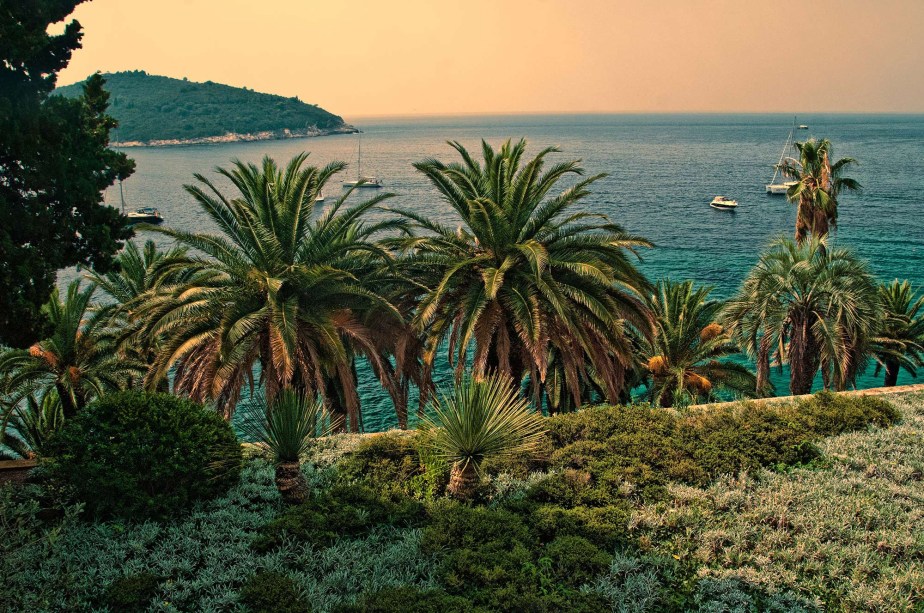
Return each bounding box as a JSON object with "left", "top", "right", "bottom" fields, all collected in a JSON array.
[
  {"left": 126, "top": 207, "right": 165, "bottom": 224},
  {"left": 798, "top": 124, "right": 809, "bottom": 130},
  {"left": 710, "top": 196, "right": 738, "bottom": 210},
  {"left": 343, "top": 133, "right": 383, "bottom": 188}
]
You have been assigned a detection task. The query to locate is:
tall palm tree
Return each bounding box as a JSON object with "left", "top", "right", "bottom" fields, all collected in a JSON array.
[
  {"left": 723, "top": 238, "right": 880, "bottom": 396},
  {"left": 873, "top": 280, "right": 924, "bottom": 387},
  {"left": 135, "top": 154, "right": 407, "bottom": 431},
  {"left": 643, "top": 280, "right": 758, "bottom": 408},
  {"left": 388, "top": 139, "right": 652, "bottom": 408},
  {"left": 0, "top": 281, "right": 145, "bottom": 418},
  {"left": 779, "top": 138, "right": 861, "bottom": 245},
  {"left": 86, "top": 239, "right": 201, "bottom": 388}
]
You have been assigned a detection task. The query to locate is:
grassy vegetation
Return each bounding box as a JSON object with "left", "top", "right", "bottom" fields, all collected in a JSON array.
[
  {"left": 55, "top": 71, "right": 349, "bottom": 143},
  {"left": 1, "top": 390, "right": 919, "bottom": 612}
]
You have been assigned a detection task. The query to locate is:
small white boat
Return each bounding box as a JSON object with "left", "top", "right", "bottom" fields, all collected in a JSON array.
[
  {"left": 315, "top": 192, "right": 325, "bottom": 203},
  {"left": 766, "top": 119, "right": 799, "bottom": 195},
  {"left": 342, "top": 134, "right": 383, "bottom": 189},
  {"left": 798, "top": 124, "right": 809, "bottom": 130},
  {"left": 126, "top": 207, "right": 165, "bottom": 224},
  {"left": 710, "top": 196, "right": 738, "bottom": 210},
  {"left": 767, "top": 181, "right": 798, "bottom": 195}
]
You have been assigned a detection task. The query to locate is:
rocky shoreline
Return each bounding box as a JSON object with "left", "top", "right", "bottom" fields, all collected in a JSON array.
[{"left": 113, "top": 124, "right": 358, "bottom": 148}]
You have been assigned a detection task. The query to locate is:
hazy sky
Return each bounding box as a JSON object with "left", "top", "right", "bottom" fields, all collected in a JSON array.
[{"left": 56, "top": 0, "right": 924, "bottom": 118}]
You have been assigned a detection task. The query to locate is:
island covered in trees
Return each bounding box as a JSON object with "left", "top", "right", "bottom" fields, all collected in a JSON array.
[{"left": 55, "top": 70, "right": 355, "bottom": 146}]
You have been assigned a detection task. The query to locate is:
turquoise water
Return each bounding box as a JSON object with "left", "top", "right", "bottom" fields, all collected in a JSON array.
[{"left": 87, "top": 114, "right": 924, "bottom": 431}]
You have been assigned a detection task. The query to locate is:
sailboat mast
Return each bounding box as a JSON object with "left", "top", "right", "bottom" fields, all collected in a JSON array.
[
  {"left": 357, "top": 134, "right": 362, "bottom": 180},
  {"left": 119, "top": 180, "right": 126, "bottom": 214}
]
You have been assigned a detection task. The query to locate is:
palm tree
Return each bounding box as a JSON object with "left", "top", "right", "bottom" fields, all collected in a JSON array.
[
  {"left": 86, "top": 239, "right": 201, "bottom": 389},
  {"left": 873, "top": 280, "right": 924, "bottom": 387},
  {"left": 723, "top": 238, "right": 880, "bottom": 396},
  {"left": 388, "top": 139, "right": 652, "bottom": 409},
  {"left": 240, "top": 390, "right": 328, "bottom": 504},
  {"left": 424, "top": 373, "right": 546, "bottom": 500},
  {"left": 0, "top": 392, "right": 63, "bottom": 460},
  {"left": 643, "top": 280, "right": 758, "bottom": 408},
  {"left": 0, "top": 281, "right": 145, "bottom": 418},
  {"left": 135, "top": 153, "right": 406, "bottom": 430},
  {"left": 779, "top": 138, "right": 861, "bottom": 245}
]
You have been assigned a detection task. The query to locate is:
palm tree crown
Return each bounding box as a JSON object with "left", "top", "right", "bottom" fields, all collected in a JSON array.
[
  {"left": 873, "top": 280, "right": 924, "bottom": 386},
  {"left": 389, "top": 139, "right": 652, "bottom": 408},
  {"left": 643, "top": 279, "right": 758, "bottom": 407},
  {"left": 723, "top": 238, "right": 879, "bottom": 396},
  {"left": 779, "top": 138, "right": 861, "bottom": 244},
  {"left": 0, "top": 281, "right": 144, "bottom": 418},
  {"left": 135, "top": 153, "right": 404, "bottom": 430}
]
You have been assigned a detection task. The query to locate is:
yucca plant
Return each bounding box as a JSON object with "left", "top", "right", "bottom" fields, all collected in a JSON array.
[
  {"left": 423, "top": 373, "right": 546, "bottom": 500},
  {"left": 240, "top": 390, "right": 328, "bottom": 504}
]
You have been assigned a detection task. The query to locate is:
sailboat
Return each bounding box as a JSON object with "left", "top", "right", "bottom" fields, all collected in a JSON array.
[
  {"left": 765, "top": 118, "right": 799, "bottom": 195},
  {"left": 342, "top": 134, "right": 383, "bottom": 188},
  {"left": 119, "top": 180, "right": 164, "bottom": 224}
]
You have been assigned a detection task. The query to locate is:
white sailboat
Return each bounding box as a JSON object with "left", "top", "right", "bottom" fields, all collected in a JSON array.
[
  {"left": 342, "top": 134, "right": 382, "bottom": 188},
  {"left": 119, "top": 180, "right": 164, "bottom": 224},
  {"left": 765, "top": 119, "right": 799, "bottom": 195}
]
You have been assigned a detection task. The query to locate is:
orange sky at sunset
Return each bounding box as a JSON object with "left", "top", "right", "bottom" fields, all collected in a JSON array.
[{"left": 56, "top": 0, "right": 924, "bottom": 119}]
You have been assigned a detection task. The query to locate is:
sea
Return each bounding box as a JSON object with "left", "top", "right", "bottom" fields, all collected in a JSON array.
[{"left": 83, "top": 114, "right": 924, "bottom": 431}]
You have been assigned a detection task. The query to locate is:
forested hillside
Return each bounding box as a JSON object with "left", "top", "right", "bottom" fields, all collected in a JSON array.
[{"left": 56, "top": 71, "right": 352, "bottom": 144}]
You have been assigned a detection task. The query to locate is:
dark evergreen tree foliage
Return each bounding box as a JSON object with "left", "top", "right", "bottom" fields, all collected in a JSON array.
[{"left": 0, "top": 0, "right": 134, "bottom": 347}]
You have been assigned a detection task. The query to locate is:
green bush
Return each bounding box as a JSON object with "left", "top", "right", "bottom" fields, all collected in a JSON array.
[
  {"left": 336, "top": 431, "right": 448, "bottom": 500},
  {"left": 792, "top": 391, "right": 900, "bottom": 435},
  {"left": 102, "top": 572, "right": 162, "bottom": 610},
  {"left": 253, "top": 485, "right": 424, "bottom": 551},
  {"left": 545, "top": 535, "right": 612, "bottom": 586},
  {"left": 239, "top": 571, "right": 309, "bottom": 613},
  {"left": 43, "top": 391, "right": 241, "bottom": 520},
  {"left": 334, "top": 587, "right": 474, "bottom": 613}
]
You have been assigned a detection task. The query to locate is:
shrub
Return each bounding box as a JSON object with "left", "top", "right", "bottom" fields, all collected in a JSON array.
[
  {"left": 239, "top": 571, "right": 309, "bottom": 613},
  {"left": 336, "top": 431, "right": 445, "bottom": 499},
  {"left": 102, "top": 572, "right": 162, "bottom": 610},
  {"left": 43, "top": 391, "right": 241, "bottom": 520},
  {"left": 333, "top": 587, "right": 474, "bottom": 613},
  {"left": 791, "top": 391, "right": 900, "bottom": 435},
  {"left": 252, "top": 485, "right": 424, "bottom": 551},
  {"left": 545, "top": 535, "right": 612, "bottom": 586}
]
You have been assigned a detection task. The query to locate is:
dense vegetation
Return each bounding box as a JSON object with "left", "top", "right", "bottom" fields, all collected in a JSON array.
[
  {"left": 0, "top": 1, "right": 134, "bottom": 347},
  {"left": 1, "top": 390, "right": 918, "bottom": 611},
  {"left": 56, "top": 71, "right": 351, "bottom": 143}
]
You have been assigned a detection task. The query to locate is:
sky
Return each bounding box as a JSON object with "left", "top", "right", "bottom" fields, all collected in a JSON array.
[{"left": 55, "top": 0, "right": 924, "bottom": 118}]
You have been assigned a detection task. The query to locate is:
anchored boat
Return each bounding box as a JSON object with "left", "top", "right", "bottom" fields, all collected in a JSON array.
[
  {"left": 766, "top": 118, "right": 799, "bottom": 195},
  {"left": 342, "top": 134, "right": 383, "bottom": 188},
  {"left": 710, "top": 196, "right": 738, "bottom": 210}
]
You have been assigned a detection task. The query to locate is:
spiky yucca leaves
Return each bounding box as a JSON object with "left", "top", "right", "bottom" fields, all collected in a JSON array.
[
  {"left": 0, "top": 282, "right": 145, "bottom": 418},
  {"left": 390, "top": 139, "right": 652, "bottom": 409},
  {"left": 724, "top": 238, "right": 880, "bottom": 396},
  {"left": 643, "top": 280, "right": 758, "bottom": 408},
  {"left": 873, "top": 280, "right": 924, "bottom": 386},
  {"left": 0, "top": 392, "right": 63, "bottom": 460},
  {"left": 240, "top": 390, "right": 328, "bottom": 504},
  {"left": 424, "top": 373, "right": 546, "bottom": 500},
  {"left": 779, "top": 138, "right": 860, "bottom": 245},
  {"left": 134, "top": 154, "right": 407, "bottom": 430}
]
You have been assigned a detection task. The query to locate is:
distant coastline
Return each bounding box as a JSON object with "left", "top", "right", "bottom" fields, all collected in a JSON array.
[{"left": 112, "top": 125, "right": 358, "bottom": 148}]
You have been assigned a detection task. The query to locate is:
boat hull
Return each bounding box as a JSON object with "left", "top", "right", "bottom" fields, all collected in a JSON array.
[
  {"left": 710, "top": 203, "right": 737, "bottom": 210},
  {"left": 126, "top": 215, "right": 164, "bottom": 224},
  {"left": 342, "top": 181, "right": 383, "bottom": 188}
]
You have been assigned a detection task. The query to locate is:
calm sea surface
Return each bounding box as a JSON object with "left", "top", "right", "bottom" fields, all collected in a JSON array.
[{"left": 83, "top": 114, "right": 924, "bottom": 431}]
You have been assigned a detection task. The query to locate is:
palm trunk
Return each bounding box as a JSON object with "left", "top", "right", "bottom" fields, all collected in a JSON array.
[
  {"left": 447, "top": 460, "right": 480, "bottom": 500},
  {"left": 788, "top": 314, "right": 819, "bottom": 395},
  {"left": 756, "top": 334, "right": 771, "bottom": 394},
  {"left": 275, "top": 461, "right": 308, "bottom": 505},
  {"left": 884, "top": 361, "right": 900, "bottom": 387},
  {"left": 56, "top": 382, "right": 78, "bottom": 419}
]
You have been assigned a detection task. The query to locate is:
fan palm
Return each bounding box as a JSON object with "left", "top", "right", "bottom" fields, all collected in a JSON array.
[
  {"left": 424, "top": 373, "right": 546, "bottom": 500},
  {"left": 643, "top": 280, "right": 758, "bottom": 407},
  {"left": 240, "top": 390, "right": 328, "bottom": 504},
  {"left": 389, "top": 139, "right": 652, "bottom": 409},
  {"left": 723, "top": 238, "right": 880, "bottom": 396},
  {"left": 779, "top": 138, "right": 861, "bottom": 245},
  {"left": 135, "top": 153, "right": 406, "bottom": 430},
  {"left": 873, "top": 280, "right": 924, "bottom": 386},
  {"left": 0, "top": 281, "right": 145, "bottom": 418}
]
